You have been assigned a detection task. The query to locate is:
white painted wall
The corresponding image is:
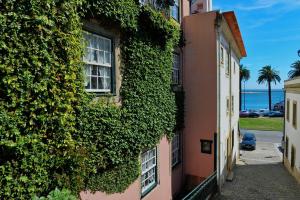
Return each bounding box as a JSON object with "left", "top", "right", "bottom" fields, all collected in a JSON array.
[
  {"left": 217, "top": 32, "right": 241, "bottom": 185},
  {"left": 285, "top": 91, "right": 300, "bottom": 171}
]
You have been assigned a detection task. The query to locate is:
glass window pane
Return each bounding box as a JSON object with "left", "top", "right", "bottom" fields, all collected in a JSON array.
[
  {"left": 98, "top": 66, "right": 105, "bottom": 76},
  {"left": 104, "top": 67, "right": 111, "bottom": 77},
  {"left": 92, "top": 66, "right": 98, "bottom": 75},
  {"left": 104, "top": 52, "right": 111, "bottom": 65},
  {"left": 104, "top": 39, "right": 110, "bottom": 51},
  {"left": 91, "top": 77, "right": 97, "bottom": 89},
  {"left": 99, "top": 37, "right": 104, "bottom": 50},
  {"left": 98, "top": 77, "right": 104, "bottom": 89},
  {"left": 92, "top": 35, "right": 98, "bottom": 49},
  {"left": 105, "top": 78, "right": 111, "bottom": 89},
  {"left": 99, "top": 51, "right": 104, "bottom": 64}
]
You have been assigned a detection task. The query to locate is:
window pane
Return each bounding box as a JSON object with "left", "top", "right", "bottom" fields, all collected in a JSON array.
[
  {"left": 105, "top": 78, "right": 111, "bottom": 89},
  {"left": 104, "top": 39, "right": 110, "bottom": 52},
  {"left": 97, "top": 51, "right": 103, "bottom": 65},
  {"left": 104, "top": 52, "right": 111, "bottom": 65},
  {"left": 92, "top": 36, "right": 98, "bottom": 49},
  {"left": 98, "top": 77, "right": 104, "bottom": 89},
  {"left": 172, "top": 6, "right": 179, "bottom": 21},
  {"left": 91, "top": 77, "right": 97, "bottom": 89},
  {"left": 92, "top": 66, "right": 98, "bottom": 75}
]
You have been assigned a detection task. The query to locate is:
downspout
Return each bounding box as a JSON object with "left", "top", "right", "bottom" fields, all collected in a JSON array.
[{"left": 215, "top": 11, "right": 222, "bottom": 192}]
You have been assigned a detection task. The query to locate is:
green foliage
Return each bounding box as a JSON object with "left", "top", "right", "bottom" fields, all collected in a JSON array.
[
  {"left": 33, "top": 188, "right": 77, "bottom": 200},
  {"left": 0, "top": 0, "right": 180, "bottom": 199}
]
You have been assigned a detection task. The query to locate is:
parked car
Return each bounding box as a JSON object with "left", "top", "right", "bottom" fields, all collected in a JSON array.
[
  {"left": 258, "top": 109, "right": 270, "bottom": 117},
  {"left": 239, "top": 110, "right": 249, "bottom": 117},
  {"left": 268, "top": 111, "right": 284, "bottom": 117},
  {"left": 241, "top": 133, "right": 256, "bottom": 150},
  {"left": 248, "top": 111, "right": 260, "bottom": 118}
]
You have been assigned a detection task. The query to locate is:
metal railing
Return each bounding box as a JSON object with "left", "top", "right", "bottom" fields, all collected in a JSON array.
[{"left": 182, "top": 171, "right": 218, "bottom": 200}]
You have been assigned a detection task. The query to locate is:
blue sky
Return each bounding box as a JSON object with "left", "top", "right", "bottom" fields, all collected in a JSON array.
[{"left": 213, "top": 0, "right": 300, "bottom": 89}]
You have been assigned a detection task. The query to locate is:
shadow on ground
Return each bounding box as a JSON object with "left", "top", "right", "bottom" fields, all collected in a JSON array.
[{"left": 215, "top": 162, "right": 300, "bottom": 200}]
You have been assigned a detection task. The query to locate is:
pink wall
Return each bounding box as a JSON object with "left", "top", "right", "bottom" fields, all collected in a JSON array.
[
  {"left": 183, "top": 12, "right": 217, "bottom": 183},
  {"left": 80, "top": 137, "right": 172, "bottom": 200},
  {"left": 181, "top": 0, "right": 190, "bottom": 19}
]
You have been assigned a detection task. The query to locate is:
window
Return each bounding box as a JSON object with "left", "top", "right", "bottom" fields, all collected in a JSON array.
[
  {"left": 233, "top": 62, "right": 236, "bottom": 74},
  {"left": 141, "top": 148, "right": 157, "bottom": 196},
  {"left": 172, "top": 132, "right": 180, "bottom": 167},
  {"left": 231, "top": 95, "right": 234, "bottom": 113},
  {"left": 293, "top": 101, "right": 297, "bottom": 129},
  {"left": 171, "top": 0, "right": 180, "bottom": 21},
  {"left": 226, "top": 52, "right": 230, "bottom": 75},
  {"left": 172, "top": 54, "right": 180, "bottom": 84},
  {"left": 287, "top": 99, "right": 290, "bottom": 122},
  {"left": 220, "top": 47, "right": 224, "bottom": 64},
  {"left": 83, "top": 31, "right": 112, "bottom": 92},
  {"left": 291, "top": 146, "right": 296, "bottom": 169},
  {"left": 286, "top": 137, "right": 289, "bottom": 158},
  {"left": 200, "top": 140, "right": 213, "bottom": 154},
  {"left": 226, "top": 97, "right": 230, "bottom": 115}
]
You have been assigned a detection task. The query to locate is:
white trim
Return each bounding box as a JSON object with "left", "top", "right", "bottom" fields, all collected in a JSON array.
[{"left": 141, "top": 148, "right": 157, "bottom": 194}]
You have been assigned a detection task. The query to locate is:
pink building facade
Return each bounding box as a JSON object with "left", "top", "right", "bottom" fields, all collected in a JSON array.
[
  {"left": 80, "top": 1, "right": 190, "bottom": 200},
  {"left": 182, "top": 10, "right": 246, "bottom": 190}
]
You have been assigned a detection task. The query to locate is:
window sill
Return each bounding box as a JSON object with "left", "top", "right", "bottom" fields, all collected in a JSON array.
[{"left": 86, "top": 91, "right": 116, "bottom": 96}]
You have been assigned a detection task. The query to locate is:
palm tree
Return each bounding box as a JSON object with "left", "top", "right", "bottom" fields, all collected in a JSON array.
[
  {"left": 240, "top": 65, "right": 250, "bottom": 111},
  {"left": 288, "top": 60, "right": 300, "bottom": 79},
  {"left": 257, "top": 65, "right": 281, "bottom": 111}
]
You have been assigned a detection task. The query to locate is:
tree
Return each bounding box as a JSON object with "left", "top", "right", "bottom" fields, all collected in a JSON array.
[
  {"left": 239, "top": 65, "right": 250, "bottom": 111},
  {"left": 257, "top": 65, "right": 281, "bottom": 111},
  {"left": 288, "top": 60, "right": 300, "bottom": 79}
]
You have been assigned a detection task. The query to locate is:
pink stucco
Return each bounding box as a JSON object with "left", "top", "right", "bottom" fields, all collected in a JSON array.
[
  {"left": 80, "top": 137, "right": 172, "bottom": 200},
  {"left": 183, "top": 12, "right": 217, "bottom": 184}
]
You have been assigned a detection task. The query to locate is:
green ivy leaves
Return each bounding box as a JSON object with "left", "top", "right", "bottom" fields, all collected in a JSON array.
[{"left": 0, "top": 0, "right": 179, "bottom": 198}]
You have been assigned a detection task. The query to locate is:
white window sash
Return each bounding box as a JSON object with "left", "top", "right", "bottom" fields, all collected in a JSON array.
[{"left": 141, "top": 148, "right": 157, "bottom": 194}]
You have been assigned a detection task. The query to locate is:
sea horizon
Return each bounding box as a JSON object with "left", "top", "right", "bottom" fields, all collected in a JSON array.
[{"left": 240, "top": 88, "right": 284, "bottom": 110}]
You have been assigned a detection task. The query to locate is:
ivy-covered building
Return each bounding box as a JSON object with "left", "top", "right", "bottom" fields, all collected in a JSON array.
[
  {"left": 0, "top": 0, "right": 181, "bottom": 199},
  {"left": 0, "top": 0, "right": 247, "bottom": 199}
]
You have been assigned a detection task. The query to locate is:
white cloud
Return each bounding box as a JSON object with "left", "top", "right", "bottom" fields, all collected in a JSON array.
[{"left": 236, "top": 0, "right": 300, "bottom": 11}]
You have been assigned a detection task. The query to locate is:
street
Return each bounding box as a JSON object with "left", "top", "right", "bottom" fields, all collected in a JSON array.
[{"left": 214, "top": 130, "right": 300, "bottom": 200}]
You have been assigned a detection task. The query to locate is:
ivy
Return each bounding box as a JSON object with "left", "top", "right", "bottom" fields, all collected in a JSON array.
[{"left": 0, "top": 0, "right": 180, "bottom": 199}]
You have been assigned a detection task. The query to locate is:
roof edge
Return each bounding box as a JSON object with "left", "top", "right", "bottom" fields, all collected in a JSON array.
[{"left": 222, "top": 11, "right": 247, "bottom": 57}]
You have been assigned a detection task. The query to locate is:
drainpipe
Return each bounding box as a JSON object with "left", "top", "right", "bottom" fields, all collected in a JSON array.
[{"left": 215, "top": 11, "right": 222, "bottom": 192}]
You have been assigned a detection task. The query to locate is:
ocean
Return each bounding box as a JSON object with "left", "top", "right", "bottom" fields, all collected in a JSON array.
[{"left": 241, "top": 89, "right": 284, "bottom": 111}]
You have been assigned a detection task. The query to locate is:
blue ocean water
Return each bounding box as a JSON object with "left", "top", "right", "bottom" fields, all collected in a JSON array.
[{"left": 241, "top": 89, "right": 284, "bottom": 111}]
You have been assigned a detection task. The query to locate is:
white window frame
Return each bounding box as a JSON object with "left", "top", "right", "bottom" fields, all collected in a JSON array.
[
  {"left": 172, "top": 53, "right": 180, "bottom": 84},
  {"left": 172, "top": 133, "right": 180, "bottom": 167},
  {"left": 83, "top": 31, "right": 112, "bottom": 93},
  {"left": 141, "top": 148, "right": 157, "bottom": 196}
]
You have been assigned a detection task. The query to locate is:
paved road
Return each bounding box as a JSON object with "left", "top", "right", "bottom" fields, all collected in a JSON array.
[
  {"left": 214, "top": 130, "right": 300, "bottom": 200},
  {"left": 241, "top": 129, "right": 283, "bottom": 143}
]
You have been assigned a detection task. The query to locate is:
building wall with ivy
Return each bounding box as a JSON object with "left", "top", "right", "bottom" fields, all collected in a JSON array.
[{"left": 0, "top": 0, "right": 180, "bottom": 199}]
